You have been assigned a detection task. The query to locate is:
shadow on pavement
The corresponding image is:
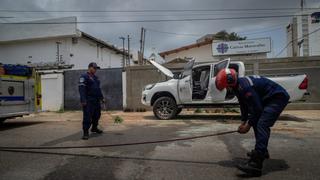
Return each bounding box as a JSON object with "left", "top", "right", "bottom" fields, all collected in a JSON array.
[
  {"left": 0, "top": 148, "right": 289, "bottom": 179},
  {"left": 0, "top": 149, "right": 234, "bottom": 166},
  {"left": 0, "top": 148, "right": 289, "bottom": 177},
  {"left": 0, "top": 121, "right": 44, "bottom": 131},
  {"left": 279, "top": 114, "right": 307, "bottom": 122},
  {"left": 41, "top": 131, "right": 104, "bottom": 146},
  {"left": 217, "top": 157, "right": 289, "bottom": 178}
]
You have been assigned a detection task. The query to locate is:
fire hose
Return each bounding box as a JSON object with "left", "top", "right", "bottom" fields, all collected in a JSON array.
[{"left": 0, "top": 130, "right": 238, "bottom": 150}]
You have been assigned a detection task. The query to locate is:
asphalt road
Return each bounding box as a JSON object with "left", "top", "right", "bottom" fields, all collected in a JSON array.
[{"left": 0, "top": 111, "right": 319, "bottom": 180}]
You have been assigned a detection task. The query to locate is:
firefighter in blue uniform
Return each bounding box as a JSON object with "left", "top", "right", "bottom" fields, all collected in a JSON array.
[
  {"left": 79, "top": 62, "right": 104, "bottom": 140},
  {"left": 215, "top": 68, "right": 290, "bottom": 177}
]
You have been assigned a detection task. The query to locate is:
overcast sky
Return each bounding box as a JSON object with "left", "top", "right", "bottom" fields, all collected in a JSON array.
[{"left": 1, "top": 0, "right": 320, "bottom": 59}]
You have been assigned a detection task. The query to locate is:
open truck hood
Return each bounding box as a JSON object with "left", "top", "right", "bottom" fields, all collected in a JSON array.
[
  {"left": 149, "top": 60, "right": 174, "bottom": 78},
  {"left": 149, "top": 59, "right": 195, "bottom": 78}
]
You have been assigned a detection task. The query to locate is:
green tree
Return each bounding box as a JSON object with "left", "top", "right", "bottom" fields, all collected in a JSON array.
[{"left": 214, "top": 30, "right": 246, "bottom": 41}]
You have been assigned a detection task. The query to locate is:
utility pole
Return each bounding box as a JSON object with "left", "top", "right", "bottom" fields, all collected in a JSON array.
[
  {"left": 139, "top": 27, "right": 146, "bottom": 65},
  {"left": 300, "top": 0, "right": 305, "bottom": 11},
  {"left": 142, "top": 28, "right": 146, "bottom": 64},
  {"left": 127, "top": 35, "right": 131, "bottom": 66},
  {"left": 139, "top": 27, "right": 143, "bottom": 65},
  {"left": 119, "top": 36, "right": 125, "bottom": 68}
]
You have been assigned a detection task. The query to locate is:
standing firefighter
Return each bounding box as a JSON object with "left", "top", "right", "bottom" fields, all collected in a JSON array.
[
  {"left": 79, "top": 62, "right": 104, "bottom": 140},
  {"left": 215, "top": 68, "right": 289, "bottom": 176}
]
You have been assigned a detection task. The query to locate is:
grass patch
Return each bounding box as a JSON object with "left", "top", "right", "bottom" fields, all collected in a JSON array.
[
  {"left": 223, "top": 107, "right": 240, "bottom": 113},
  {"left": 114, "top": 116, "right": 124, "bottom": 124},
  {"left": 194, "top": 108, "right": 203, "bottom": 113}
]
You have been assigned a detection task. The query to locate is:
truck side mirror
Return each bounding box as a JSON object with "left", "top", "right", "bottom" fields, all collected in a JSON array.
[{"left": 173, "top": 74, "right": 181, "bottom": 79}]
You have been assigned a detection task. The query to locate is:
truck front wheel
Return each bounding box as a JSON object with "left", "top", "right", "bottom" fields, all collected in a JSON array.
[{"left": 153, "top": 97, "right": 178, "bottom": 120}]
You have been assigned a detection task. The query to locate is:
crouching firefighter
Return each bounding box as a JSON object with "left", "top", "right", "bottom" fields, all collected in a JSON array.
[
  {"left": 79, "top": 62, "right": 104, "bottom": 140},
  {"left": 215, "top": 68, "right": 290, "bottom": 176}
]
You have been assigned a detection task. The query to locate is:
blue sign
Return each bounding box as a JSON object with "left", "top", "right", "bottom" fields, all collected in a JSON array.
[{"left": 216, "top": 43, "right": 229, "bottom": 54}]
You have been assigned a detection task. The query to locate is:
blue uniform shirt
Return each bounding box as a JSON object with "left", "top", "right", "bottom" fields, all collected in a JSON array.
[
  {"left": 235, "top": 75, "right": 290, "bottom": 126},
  {"left": 78, "top": 72, "right": 104, "bottom": 104}
]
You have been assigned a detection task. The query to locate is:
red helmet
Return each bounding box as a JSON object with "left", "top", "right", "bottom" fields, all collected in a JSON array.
[{"left": 215, "top": 68, "right": 237, "bottom": 91}]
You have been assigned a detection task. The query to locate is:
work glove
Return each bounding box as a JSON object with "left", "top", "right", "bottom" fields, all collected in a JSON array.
[{"left": 238, "top": 122, "right": 251, "bottom": 134}]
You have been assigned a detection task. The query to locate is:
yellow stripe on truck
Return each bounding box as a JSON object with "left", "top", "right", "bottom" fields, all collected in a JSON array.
[{"left": 0, "top": 75, "right": 29, "bottom": 80}]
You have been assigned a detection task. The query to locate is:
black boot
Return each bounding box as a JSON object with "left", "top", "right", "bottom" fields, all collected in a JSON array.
[
  {"left": 82, "top": 130, "right": 89, "bottom": 140},
  {"left": 247, "top": 149, "right": 270, "bottom": 159},
  {"left": 238, "top": 150, "right": 264, "bottom": 177},
  {"left": 91, "top": 127, "right": 103, "bottom": 134}
]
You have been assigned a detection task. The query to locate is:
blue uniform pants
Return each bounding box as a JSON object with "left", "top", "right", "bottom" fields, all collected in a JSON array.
[
  {"left": 252, "top": 94, "right": 289, "bottom": 155},
  {"left": 82, "top": 100, "right": 101, "bottom": 131}
]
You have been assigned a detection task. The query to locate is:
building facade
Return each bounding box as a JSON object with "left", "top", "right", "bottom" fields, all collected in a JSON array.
[
  {"left": 286, "top": 11, "right": 320, "bottom": 57},
  {"left": 159, "top": 36, "right": 269, "bottom": 63},
  {"left": 0, "top": 17, "right": 126, "bottom": 111},
  {"left": 0, "top": 17, "right": 125, "bottom": 69}
]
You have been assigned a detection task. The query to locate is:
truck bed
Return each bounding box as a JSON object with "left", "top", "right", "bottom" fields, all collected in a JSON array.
[{"left": 268, "top": 74, "right": 307, "bottom": 102}]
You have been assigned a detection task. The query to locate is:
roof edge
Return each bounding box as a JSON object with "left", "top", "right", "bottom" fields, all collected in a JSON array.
[
  {"left": 80, "top": 31, "right": 127, "bottom": 56},
  {"left": 159, "top": 40, "right": 212, "bottom": 58}
]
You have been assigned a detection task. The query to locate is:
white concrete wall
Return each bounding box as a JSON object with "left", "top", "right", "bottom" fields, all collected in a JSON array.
[
  {"left": 163, "top": 43, "right": 267, "bottom": 63},
  {"left": 69, "top": 37, "right": 122, "bottom": 69},
  {"left": 0, "top": 37, "right": 123, "bottom": 69},
  {"left": 309, "top": 16, "right": 320, "bottom": 56},
  {"left": 294, "top": 14, "right": 320, "bottom": 57},
  {"left": 122, "top": 71, "right": 127, "bottom": 109},
  {"left": 41, "top": 72, "right": 64, "bottom": 111},
  {"left": 0, "top": 38, "right": 69, "bottom": 64}
]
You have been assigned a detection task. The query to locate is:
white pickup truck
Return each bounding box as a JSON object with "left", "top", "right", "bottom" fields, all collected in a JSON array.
[{"left": 141, "top": 59, "right": 308, "bottom": 119}]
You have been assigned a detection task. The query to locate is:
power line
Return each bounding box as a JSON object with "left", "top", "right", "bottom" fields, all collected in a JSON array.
[
  {"left": 146, "top": 22, "right": 287, "bottom": 37},
  {"left": 238, "top": 26, "right": 284, "bottom": 35},
  {"left": 147, "top": 27, "right": 281, "bottom": 37},
  {"left": 237, "top": 23, "right": 287, "bottom": 33},
  {"left": 146, "top": 28, "right": 202, "bottom": 37},
  {"left": 0, "top": 14, "right": 311, "bottom": 24},
  {"left": 1, "top": 11, "right": 303, "bottom": 19},
  {"left": 274, "top": 27, "right": 320, "bottom": 57},
  {"left": 0, "top": 7, "right": 318, "bottom": 13}
]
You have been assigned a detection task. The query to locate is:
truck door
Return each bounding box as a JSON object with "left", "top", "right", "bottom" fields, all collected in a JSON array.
[
  {"left": 0, "top": 76, "right": 29, "bottom": 118},
  {"left": 0, "top": 79, "right": 25, "bottom": 102},
  {"left": 208, "top": 59, "right": 230, "bottom": 102},
  {"left": 178, "top": 60, "right": 195, "bottom": 104}
]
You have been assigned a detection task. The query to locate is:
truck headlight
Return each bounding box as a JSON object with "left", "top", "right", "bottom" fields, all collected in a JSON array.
[{"left": 145, "top": 84, "right": 156, "bottom": 90}]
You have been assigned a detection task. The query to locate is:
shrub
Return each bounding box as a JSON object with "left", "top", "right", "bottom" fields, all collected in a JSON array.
[{"left": 114, "top": 116, "right": 124, "bottom": 124}]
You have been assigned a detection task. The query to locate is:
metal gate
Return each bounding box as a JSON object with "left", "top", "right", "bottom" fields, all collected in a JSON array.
[{"left": 64, "top": 68, "right": 123, "bottom": 110}]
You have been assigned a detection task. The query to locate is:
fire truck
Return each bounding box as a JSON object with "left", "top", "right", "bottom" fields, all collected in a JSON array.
[{"left": 0, "top": 64, "right": 41, "bottom": 123}]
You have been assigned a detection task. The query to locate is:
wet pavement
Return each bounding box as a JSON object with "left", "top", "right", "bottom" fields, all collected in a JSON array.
[{"left": 0, "top": 110, "right": 319, "bottom": 180}]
